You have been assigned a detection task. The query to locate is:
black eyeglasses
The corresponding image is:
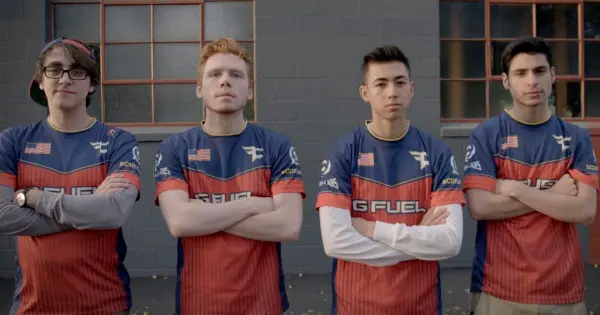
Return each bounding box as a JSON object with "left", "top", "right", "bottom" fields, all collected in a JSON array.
[{"left": 43, "top": 67, "right": 88, "bottom": 80}]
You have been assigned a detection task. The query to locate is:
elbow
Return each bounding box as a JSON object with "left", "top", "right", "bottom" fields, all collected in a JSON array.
[
  {"left": 281, "top": 223, "right": 301, "bottom": 242},
  {"left": 321, "top": 234, "right": 342, "bottom": 258},
  {"left": 581, "top": 205, "right": 596, "bottom": 225},
  {"left": 161, "top": 209, "right": 186, "bottom": 237},
  {"left": 165, "top": 218, "right": 187, "bottom": 238},
  {"left": 104, "top": 215, "right": 127, "bottom": 229},
  {"left": 468, "top": 204, "right": 486, "bottom": 221},
  {"left": 444, "top": 238, "right": 462, "bottom": 258},
  {"left": 322, "top": 241, "right": 337, "bottom": 258}
]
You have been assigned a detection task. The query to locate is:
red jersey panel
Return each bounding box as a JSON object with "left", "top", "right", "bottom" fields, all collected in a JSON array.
[
  {"left": 154, "top": 123, "right": 305, "bottom": 315},
  {"left": 463, "top": 111, "right": 599, "bottom": 304},
  {"left": 315, "top": 123, "right": 465, "bottom": 315},
  {"left": 0, "top": 120, "right": 141, "bottom": 315}
]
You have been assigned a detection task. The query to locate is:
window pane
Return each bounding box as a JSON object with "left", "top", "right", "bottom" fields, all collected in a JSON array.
[
  {"left": 154, "top": 5, "right": 201, "bottom": 41},
  {"left": 105, "top": 6, "right": 150, "bottom": 42},
  {"left": 105, "top": 44, "right": 150, "bottom": 80},
  {"left": 490, "top": 5, "right": 532, "bottom": 38},
  {"left": 551, "top": 81, "right": 581, "bottom": 118},
  {"left": 585, "top": 42, "right": 600, "bottom": 78},
  {"left": 491, "top": 41, "right": 509, "bottom": 75},
  {"left": 441, "top": 80, "right": 486, "bottom": 119},
  {"left": 536, "top": 4, "right": 578, "bottom": 39},
  {"left": 53, "top": 4, "right": 99, "bottom": 42},
  {"left": 205, "top": 2, "right": 253, "bottom": 41},
  {"left": 154, "top": 84, "right": 202, "bottom": 123},
  {"left": 439, "top": 1, "right": 484, "bottom": 38},
  {"left": 154, "top": 43, "right": 200, "bottom": 79},
  {"left": 585, "top": 82, "right": 600, "bottom": 117},
  {"left": 489, "top": 80, "right": 512, "bottom": 117},
  {"left": 440, "top": 41, "right": 485, "bottom": 78},
  {"left": 548, "top": 41, "right": 578, "bottom": 76},
  {"left": 104, "top": 85, "right": 151, "bottom": 123},
  {"left": 244, "top": 98, "right": 255, "bottom": 121},
  {"left": 584, "top": 2, "right": 600, "bottom": 39}
]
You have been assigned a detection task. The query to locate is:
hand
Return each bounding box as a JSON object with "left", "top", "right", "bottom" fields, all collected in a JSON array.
[
  {"left": 495, "top": 179, "right": 522, "bottom": 197},
  {"left": 547, "top": 174, "right": 578, "bottom": 196},
  {"left": 95, "top": 173, "right": 131, "bottom": 194},
  {"left": 352, "top": 217, "right": 375, "bottom": 239},
  {"left": 247, "top": 197, "right": 275, "bottom": 215},
  {"left": 420, "top": 207, "right": 449, "bottom": 226}
]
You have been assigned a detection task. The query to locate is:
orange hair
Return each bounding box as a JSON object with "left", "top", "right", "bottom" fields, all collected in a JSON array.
[{"left": 197, "top": 38, "right": 253, "bottom": 84}]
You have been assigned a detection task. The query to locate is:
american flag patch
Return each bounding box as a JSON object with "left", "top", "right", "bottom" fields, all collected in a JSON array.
[
  {"left": 24, "top": 142, "right": 51, "bottom": 154},
  {"left": 501, "top": 136, "right": 519, "bottom": 150},
  {"left": 358, "top": 152, "right": 374, "bottom": 167},
  {"left": 188, "top": 149, "right": 210, "bottom": 161}
]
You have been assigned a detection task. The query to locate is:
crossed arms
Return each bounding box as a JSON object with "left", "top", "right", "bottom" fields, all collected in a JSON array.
[
  {"left": 0, "top": 173, "right": 139, "bottom": 236},
  {"left": 466, "top": 174, "right": 596, "bottom": 224},
  {"left": 157, "top": 190, "right": 303, "bottom": 242},
  {"left": 318, "top": 203, "right": 463, "bottom": 267}
]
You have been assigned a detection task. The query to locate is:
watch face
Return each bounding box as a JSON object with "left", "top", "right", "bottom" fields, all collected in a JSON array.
[{"left": 16, "top": 193, "right": 25, "bottom": 207}]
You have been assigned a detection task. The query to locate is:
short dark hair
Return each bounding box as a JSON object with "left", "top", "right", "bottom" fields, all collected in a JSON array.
[
  {"left": 501, "top": 36, "right": 553, "bottom": 74},
  {"left": 361, "top": 45, "right": 411, "bottom": 84}
]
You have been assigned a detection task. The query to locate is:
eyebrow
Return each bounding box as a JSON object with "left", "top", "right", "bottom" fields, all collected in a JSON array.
[
  {"left": 205, "top": 67, "right": 246, "bottom": 76},
  {"left": 44, "top": 61, "right": 77, "bottom": 68},
  {"left": 373, "top": 75, "right": 408, "bottom": 82},
  {"left": 512, "top": 65, "right": 548, "bottom": 72}
]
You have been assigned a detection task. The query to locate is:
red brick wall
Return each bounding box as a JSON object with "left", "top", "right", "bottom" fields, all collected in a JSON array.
[{"left": 589, "top": 131, "right": 600, "bottom": 264}]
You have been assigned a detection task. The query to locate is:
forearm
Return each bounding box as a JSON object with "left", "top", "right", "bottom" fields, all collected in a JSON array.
[
  {"left": 34, "top": 186, "right": 138, "bottom": 230},
  {"left": 0, "top": 186, "right": 71, "bottom": 236},
  {"left": 514, "top": 186, "right": 593, "bottom": 224},
  {"left": 466, "top": 189, "right": 534, "bottom": 220},
  {"left": 320, "top": 206, "right": 415, "bottom": 267},
  {"left": 226, "top": 211, "right": 299, "bottom": 242},
  {"left": 166, "top": 198, "right": 266, "bottom": 237},
  {"left": 372, "top": 204, "right": 463, "bottom": 261}
]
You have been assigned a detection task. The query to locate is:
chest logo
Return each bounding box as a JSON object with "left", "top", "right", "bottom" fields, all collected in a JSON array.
[
  {"left": 410, "top": 151, "right": 429, "bottom": 170},
  {"left": 553, "top": 135, "right": 571, "bottom": 152},
  {"left": 90, "top": 142, "right": 109, "bottom": 154},
  {"left": 242, "top": 146, "right": 264, "bottom": 162}
]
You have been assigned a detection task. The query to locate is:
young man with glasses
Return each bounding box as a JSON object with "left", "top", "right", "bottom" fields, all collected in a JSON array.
[{"left": 0, "top": 37, "right": 141, "bottom": 315}]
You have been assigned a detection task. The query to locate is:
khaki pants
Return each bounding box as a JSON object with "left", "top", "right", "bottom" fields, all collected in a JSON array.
[{"left": 470, "top": 292, "right": 587, "bottom": 315}]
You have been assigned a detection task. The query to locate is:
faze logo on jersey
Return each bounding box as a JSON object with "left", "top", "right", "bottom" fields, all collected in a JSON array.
[
  {"left": 242, "top": 146, "right": 264, "bottom": 162},
  {"left": 90, "top": 142, "right": 109, "bottom": 154},
  {"left": 553, "top": 135, "right": 571, "bottom": 151},
  {"left": 410, "top": 151, "right": 429, "bottom": 170}
]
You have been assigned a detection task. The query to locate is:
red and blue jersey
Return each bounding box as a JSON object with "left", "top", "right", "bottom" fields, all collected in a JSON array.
[
  {"left": 463, "top": 111, "right": 599, "bottom": 304},
  {"left": 315, "top": 122, "right": 465, "bottom": 315},
  {"left": 0, "top": 119, "right": 141, "bottom": 315},
  {"left": 154, "top": 122, "right": 305, "bottom": 315}
]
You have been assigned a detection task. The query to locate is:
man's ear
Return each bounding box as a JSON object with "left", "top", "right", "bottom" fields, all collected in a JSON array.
[
  {"left": 196, "top": 83, "right": 203, "bottom": 99},
  {"left": 359, "top": 84, "right": 369, "bottom": 104}
]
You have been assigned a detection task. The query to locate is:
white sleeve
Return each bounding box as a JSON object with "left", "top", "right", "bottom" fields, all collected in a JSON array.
[
  {"left": 319, "top": 206, "right": 416, "bottom": 267},
  {"left": 372, "top": 204, "right": 463, "bottom": 261}
]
